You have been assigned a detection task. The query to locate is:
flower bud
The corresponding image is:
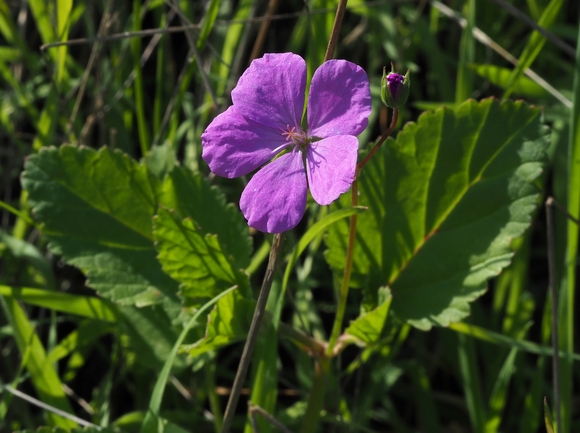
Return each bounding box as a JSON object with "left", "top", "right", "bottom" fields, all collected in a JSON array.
[{"left": 381, "top": 63, "right": 410, "bottom": 109}]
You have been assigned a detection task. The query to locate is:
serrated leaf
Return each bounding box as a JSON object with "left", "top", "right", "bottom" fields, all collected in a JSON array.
[
  {"left": 153, "top": 207, "right": 249, "bottom": 299},
  {"left": 326, "top": 99, "right": 548, "bottom": 330},
  {"left": 159, "top": 167, "right": 251, "bottom": 270},
  {"left": 182, "top": 290, "right": 254, "bottom": 358},
  {"left": 21, "top": 146, "right": 180, "bottom": 312}
]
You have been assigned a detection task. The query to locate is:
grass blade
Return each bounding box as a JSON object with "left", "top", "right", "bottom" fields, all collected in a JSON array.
[
  {"left": 501, "top": 0, "right": 564, "bottom": 101},
  {"left": 140, "top": 285, "right": 238, "bottom": 433},
  {"left": 0, "top": 296, "right": 77, "bottom": 428}
]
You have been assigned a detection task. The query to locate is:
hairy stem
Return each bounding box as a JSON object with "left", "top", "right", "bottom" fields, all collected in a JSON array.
[{"left": 220, "top": 233, "right": 284, "bottom": 433}]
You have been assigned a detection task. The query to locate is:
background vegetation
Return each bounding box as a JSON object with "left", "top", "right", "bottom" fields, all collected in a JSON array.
[{"left": 0, "top": 0, "right": 579, "bottom": 432}]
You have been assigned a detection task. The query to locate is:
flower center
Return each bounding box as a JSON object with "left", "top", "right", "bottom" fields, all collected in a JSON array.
[{"left": 281, "top": 125, "right": 310, "bottom": 149}]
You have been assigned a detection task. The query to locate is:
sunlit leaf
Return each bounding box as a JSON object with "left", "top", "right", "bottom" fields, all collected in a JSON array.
[
  {"left": 345, "top": 288, "right": 392, "bottom": 345},
  {"left": 21, "top": 146, "right": 181, "bottom": 312},
  {"left": 182, "top": 290, "right": 254, "bottom": 359},
  {"left": 326, "top": 98, "right": 548, "bottom": 329},
  {"left": 153, "top": 207, "right": 249, "bottom": 299}
]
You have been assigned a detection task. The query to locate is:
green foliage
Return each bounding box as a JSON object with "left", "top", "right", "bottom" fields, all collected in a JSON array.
[
  {"left": 326, "top": 98, "right": 548, "bottom": 329},
  {"left": 158, "top": 167, "right": 251, "bottom": 270},
  {"left": 182, "top": 290, "right": 255, "bottom": 358},
  {"left": 2, "top": 1, "right": 578, "bottom": 432},
  {"left": 344, "top": 288, "right": 392, "bottom": 346},
  {"left": 21, "top": 146, "right": 177, "bottom": 309},
  {"left": 469, "top": 64, "right": 549, "bottom": 98},
  {"left": 153, "top": 207, "right": 249, "bottom": 299}
]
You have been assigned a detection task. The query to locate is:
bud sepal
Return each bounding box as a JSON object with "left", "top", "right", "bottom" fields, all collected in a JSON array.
[{"left": 381, "top": 63, "right": 410, "bottom": 109}]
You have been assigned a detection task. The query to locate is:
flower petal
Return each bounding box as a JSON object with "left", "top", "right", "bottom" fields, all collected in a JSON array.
[
  {"left": 201, "top": 106, "right": 288, "bottom": 178},
  {"left": 308, "top": 60, "right": 371, "bottom": 138},
  {"left": 231, "top": 52, "right": 306, "bottom": 130},
  {"left": 240, "top": 150, "right": 307, "bottom": 233},
  {"left": 306, "top": 135, "right": 358, "bottom": 205}
]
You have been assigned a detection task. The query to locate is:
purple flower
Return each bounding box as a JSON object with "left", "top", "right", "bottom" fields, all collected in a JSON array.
[
  {"left": 387, "top": 73, "right": 405, "bottom": 101},
  {"left": 201, "top": 53, "right": 371, "bottom": 233}
]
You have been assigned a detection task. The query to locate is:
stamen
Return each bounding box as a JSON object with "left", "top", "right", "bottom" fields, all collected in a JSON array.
[{"left": 280, "top": 125, "right": 310, "bottom": 149}]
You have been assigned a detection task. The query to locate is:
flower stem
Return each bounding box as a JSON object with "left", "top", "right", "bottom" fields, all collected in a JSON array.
[
  {"left": 357, "top": 108, "right": 399, "bottom": 172},
  {"left": 326, "top": 108, "right": 399, "bottom": 356},
  {"left": 323, "top": 0, "right": 348, "bottom": 62},
  {"left": 220, "top": 233, "right": 284, "bottom": 433}
]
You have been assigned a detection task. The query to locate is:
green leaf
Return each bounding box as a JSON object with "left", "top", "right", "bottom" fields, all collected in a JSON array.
[
  {"left": 0, "top": 285, "right": 119, "bottom": 322},
  {"left": 1, "top": 297, "right": 77, "bottom": 429},
  {"left": 281, "top": 207, "right": 367, "bottom": 309},
  {"left": 448, "top": 322, "right": 580, "bottom": 361},
  {"left": 21, "top": 146, "right": 180, "bottom": 312},
  {"left": 160, "top": 167, "right": 251, "bottom": 270},
  {"left": 544, "top": 397, "right": 555, "bottom": 433},
  {"left": 326, "top": 99, "right": 548, "bottom": 330},
  {"left": 119, "top": 305, "right": 184, "bottom": 370},
  {"left": 501, "top": 0, "right": 565, "bottom": 101},
  {"left": 153, "top": 207, "right": 249, "bottom": 299},
  {"left": 144, "top": 143, "right": 176, "bottom": 179},
  {"left": 0, "top": 229, "right": 55, "bottom": 289},
  {"left": 182, "top": 290, "right": 254, "bottom": 359},
  {"left": 345, "top": 288, "right": 392, "bottom": 346},
  {"left": 469, "top": 63, "right": 549, "bottom": 98},
  {"left": 140, "top": 286, "right": 237, "bottom": 433}
]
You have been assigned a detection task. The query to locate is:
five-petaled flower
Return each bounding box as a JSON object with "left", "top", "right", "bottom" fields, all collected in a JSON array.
[{"left": 201, "top": 52, "right": 371, "bottom": 233}]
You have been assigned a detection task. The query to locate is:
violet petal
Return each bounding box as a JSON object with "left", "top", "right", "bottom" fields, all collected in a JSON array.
[
  {"left": 201, "top": 106, "right": 288, "bottom": 178},
  {"left": 232, "top": 52, "right": 306, "bottom": 130},
  {"left": 306, "top": 135, "right": 358, "bottom": 205},
  {"left": 240, "top": 150, "right": 307, "bottom": 233},
  {"left": 308, "top": 60, "right": 371, "bottom": 138}
]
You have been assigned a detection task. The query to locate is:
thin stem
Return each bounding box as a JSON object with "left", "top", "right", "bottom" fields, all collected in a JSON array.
[
  {"left": 546, "top": 197, "right": 562, "bottom": 433},
  {"left": 357, "top": 108, "right": 399, "bottom": 172},
  {"left": 323, "top": 0, "right": 348, "bottom": 62},
  {"left": 249, "top": 403, "right": 294, "bottom": 433},
  {"left": 249, "top": 0, "right": 279, "bottom": 62},
  {"left": 326, "top": 178, "right": 359, "bottom": 355},
  {"left": 326, "top": 107, "right": 399, "bottom": 355},
  {"left": 220, "top": 233, "right": 284, "bottom": 433}
]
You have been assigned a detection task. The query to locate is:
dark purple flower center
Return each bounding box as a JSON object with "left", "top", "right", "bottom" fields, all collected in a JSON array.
[{"left": 387, "top": 73, "right": 405, "bottom": 101}]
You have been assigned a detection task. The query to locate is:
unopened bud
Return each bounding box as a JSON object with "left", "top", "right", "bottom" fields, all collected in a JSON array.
[{"left": 381, "top": 63, "right": 410, "bottom": 109}]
